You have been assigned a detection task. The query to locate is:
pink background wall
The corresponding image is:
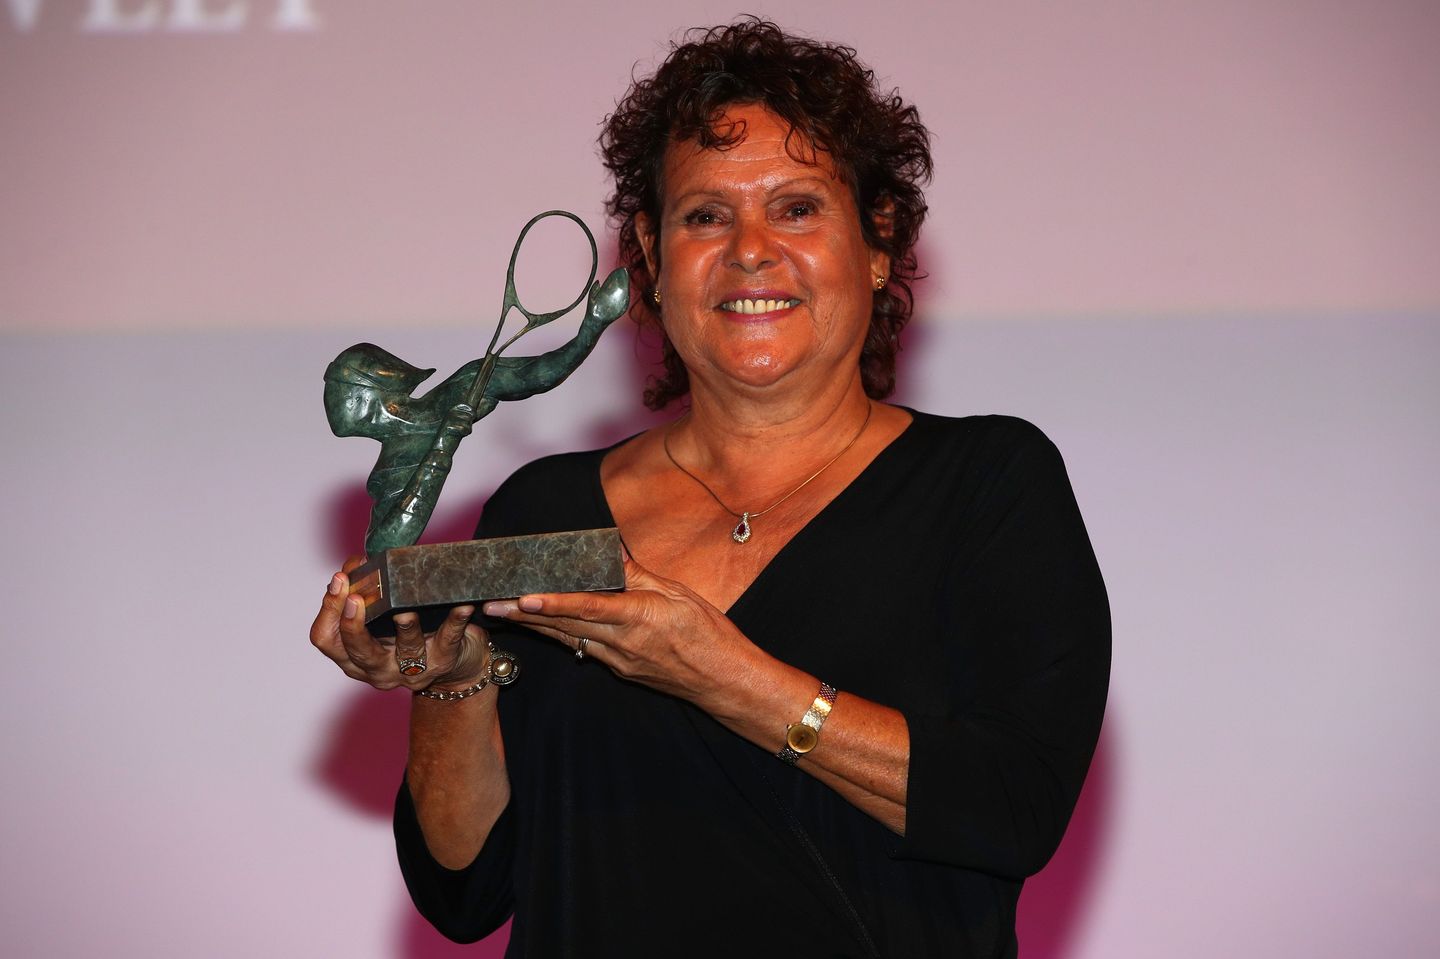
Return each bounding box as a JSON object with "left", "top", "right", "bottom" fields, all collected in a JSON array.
[{"left": 3, "top": 3, "right": 1437, "bottom": 956}]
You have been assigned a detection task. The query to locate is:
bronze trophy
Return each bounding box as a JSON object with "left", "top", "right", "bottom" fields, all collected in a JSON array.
[{"left": 323, "top": 211, "right": 628, "bottom": 638}]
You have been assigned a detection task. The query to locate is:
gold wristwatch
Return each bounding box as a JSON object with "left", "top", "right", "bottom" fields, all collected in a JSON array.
[{"left": 777, "top": 682, "right": 837, "bottom": 765}]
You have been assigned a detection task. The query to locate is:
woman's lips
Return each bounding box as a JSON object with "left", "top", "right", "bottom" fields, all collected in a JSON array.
[{"left": 717, "top": 296, "right": 802, "bottom": 315}]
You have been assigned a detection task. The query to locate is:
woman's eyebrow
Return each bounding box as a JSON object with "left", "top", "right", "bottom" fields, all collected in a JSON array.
[{"left": 668, "top": 175, "right": 835, "bottom": 208}]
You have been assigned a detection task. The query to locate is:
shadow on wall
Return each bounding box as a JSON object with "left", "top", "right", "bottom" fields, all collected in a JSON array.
[
  {"left": 311, "top": 688, "right": 512, "bottom": 957},
  {"left": 400, "top": 909, "right": 511, "bottom": 958},
  {"left": 1016, "top": 723, "right": 1116, "bottom": 958},
  {"left": 312, "top": 688, "right": 409, "bottom": 819},
  {"left": 323, "top": 483, "right": 374, "bottom": 561}
]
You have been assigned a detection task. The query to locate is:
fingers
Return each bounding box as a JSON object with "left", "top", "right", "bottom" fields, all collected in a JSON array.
[
  {"left": 336, "top": 592, "right": 401, "bottom": 687},
  {"left": 391, "top": 608, "right": 482, "bottom": 688},
  {"left": 392, "top": 612, "right": 426, "bottom": 678},
  {"left": 515, "top": 619, "right": 608, "bottom": 663},
  {"left": 311, "top": 571, "right": 378, "bottom": 683},
  {"left": 312, "top": 562, "right": 501, "bottom": 691},
  {"left": 483, "top": 587, "right": 658, "bottom": 672},
  {"left": 311, "top": 572, "right": 353, "bottom": 664},
  {"left": 571, "top": 635, "right": 608, "bottom": 662},
  {"left": 621, "top": 554, "right": 669, "bottom": 592},
  {"left": 431, "top": 603, "right": 469, "bottom": 643},
  {"left": 311, "top": 572, "right": 347, "bottom": 637},
  {"left": 426, "top": 606, "right": 493, "bottom": 686},
  {"left": 484, "top": 596, "right": 624, "bottom": 638},
  {"left": 481, "top": 593, "right": 608, "bottom": 657},
  {"left": 480, "top": 554, "right": 681, "bottom": 635}
]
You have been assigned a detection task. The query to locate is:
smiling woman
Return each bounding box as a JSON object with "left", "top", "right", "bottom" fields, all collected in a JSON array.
[
  {"left": 635, "top": 105, "right": 889, "bottom": 403},
  {"left": 309, "top": 18, "right": 1110, "bottom": 958},
  {"left": 602, "top": 19, "right": 933, "bottom": 412}
]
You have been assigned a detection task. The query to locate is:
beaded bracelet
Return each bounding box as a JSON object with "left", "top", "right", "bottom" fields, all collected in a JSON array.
[
  {"left": 414, "top": 676, "right": 491, "bottom": 701},
  {"left": 413, "top": 641, "right": 520, "bottom": 701}
]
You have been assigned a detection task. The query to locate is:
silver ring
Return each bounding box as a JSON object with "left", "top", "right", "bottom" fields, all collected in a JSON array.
[
  {"left": 575, "top": 636, "right": 590, "bottom": 661},
  {"left": 397, "top": 650, "right": 427, "bottom": 676}
]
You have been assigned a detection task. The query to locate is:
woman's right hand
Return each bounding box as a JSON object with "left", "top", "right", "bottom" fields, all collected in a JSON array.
[
  {"left": 310, "top": 556, "right": 492, "bottom": 692},
  {"left": 314, "top": 559, "right": 512, "bottom": 872}
]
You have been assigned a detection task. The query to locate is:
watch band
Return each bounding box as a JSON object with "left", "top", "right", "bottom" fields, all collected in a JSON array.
[{"left": 777, "top": 681, "right": 838, "bottom": 765}]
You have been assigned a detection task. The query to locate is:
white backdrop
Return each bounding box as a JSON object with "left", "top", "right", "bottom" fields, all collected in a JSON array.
[{"left": 3, "top": 3, "right": 1438, "bottom": 957}]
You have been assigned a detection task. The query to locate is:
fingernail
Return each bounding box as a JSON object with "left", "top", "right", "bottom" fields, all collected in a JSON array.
[
  {"left": 328, "top": 574, "right": 343, "bottom": 596},
  {"left": 454, "top": 605, "right": 474, "bottom": 621},
  {"left": 344, "top": 596, "right": 360, "bottom": 619},
  {"left": 483, "top": 601, "right": 516, "bottom": 618},
  {"left": 519, "top": 596, "right": 543, "bottom": 613}
]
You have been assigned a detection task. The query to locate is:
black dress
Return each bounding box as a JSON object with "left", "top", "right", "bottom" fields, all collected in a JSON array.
[{"left": 395, "top": 412, "right": 1111, "bottom": 958}]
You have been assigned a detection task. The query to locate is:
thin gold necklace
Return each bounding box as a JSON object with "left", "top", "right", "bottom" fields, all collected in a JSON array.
[{"left": 663, "top": 402, "right": 874, "bottom": 544}]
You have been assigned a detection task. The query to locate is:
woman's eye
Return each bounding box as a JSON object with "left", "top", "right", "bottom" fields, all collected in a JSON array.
[
  {"left": 782, "top": 201, "right": 817, "bottom": 219},
  {"left": 684, "top": 208, "right": 724, "bottom": 226}
]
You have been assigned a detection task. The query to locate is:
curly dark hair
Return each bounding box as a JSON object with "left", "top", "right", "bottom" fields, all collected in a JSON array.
[{"left": 599, "top": 18, "right": 933, "bottom": 410}]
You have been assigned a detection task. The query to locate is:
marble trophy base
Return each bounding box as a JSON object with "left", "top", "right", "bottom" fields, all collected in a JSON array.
[{"left": 350, "top": 527, "right": 625, "bottom": 638}]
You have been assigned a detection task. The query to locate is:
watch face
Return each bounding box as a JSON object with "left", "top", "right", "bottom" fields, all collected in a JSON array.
[{"left": 786, "top": 723, "right": 819, "bottom": 754}]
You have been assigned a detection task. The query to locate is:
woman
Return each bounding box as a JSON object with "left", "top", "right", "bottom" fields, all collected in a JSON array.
[{"left": 311, "top": 20, "right": 1109, "bottom": 958}]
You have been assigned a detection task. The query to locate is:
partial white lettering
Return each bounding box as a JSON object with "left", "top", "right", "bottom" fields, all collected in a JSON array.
[
  {"left": 81, "top": 0, "right": 162, "bottom": 33},
  {"left": 169, "top": 0, "right": 245, "bottom": 32},
  {"left": 4, "top": 0, "right": 43, "bottom": 31},
  {"left": 13, "top": 0, "right": 317, "bottom": 33},
  {"left": 271, "top": 0, "right": 317, "bottom": 31}
]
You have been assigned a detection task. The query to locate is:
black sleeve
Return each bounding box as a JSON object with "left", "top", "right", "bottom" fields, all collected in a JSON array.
[
  {"left": 896, "top": 422, "right": 1111, "bottom": 878},
  {"left": 393, "top": 782, "right": 515, "bottom": 943},
  {"left": 390, "top": 463, "right": 547, "bottom": 942},
  {"left": 392, "top": 450, "right": 609, "bottom": 939}
]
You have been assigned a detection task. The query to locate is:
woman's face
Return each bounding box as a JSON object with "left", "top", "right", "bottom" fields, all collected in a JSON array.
[{"left": 638, "top": 104, "right": 888, "bottom": 400}]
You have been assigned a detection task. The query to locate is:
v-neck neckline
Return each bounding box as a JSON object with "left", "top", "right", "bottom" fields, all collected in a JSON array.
[{"left": 589, "top": 410, "right": 924, "bottom": 616}]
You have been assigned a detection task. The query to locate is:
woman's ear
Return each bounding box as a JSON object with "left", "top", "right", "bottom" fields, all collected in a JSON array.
[
  {"left": 870, "top": 196, "right": 896, "bottom": 241},
  {"left": 868, "top": 197, "right": 894, "bottom": 286},
  {"left": 635, "top": 212, "right": 659, "bottom": 281},
  {"left": 870, "top": 248, "right": 892, "bottom": 287}
]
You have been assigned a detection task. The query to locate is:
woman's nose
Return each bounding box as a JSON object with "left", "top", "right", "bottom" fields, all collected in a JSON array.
[{"left": 726, "top": 215, "right": 779, "bottom": 273}]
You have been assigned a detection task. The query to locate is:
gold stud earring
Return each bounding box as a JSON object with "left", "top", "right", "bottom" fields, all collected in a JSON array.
[
  {"left": 651, "top": 289, "right": 662, "bottom": 306},
  {"left": 874, "top": 275, "right": 888, "bottom": 291}
]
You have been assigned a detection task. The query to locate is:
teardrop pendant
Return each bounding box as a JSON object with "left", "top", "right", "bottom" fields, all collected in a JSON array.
[{"left": 731, "top": 512, "right": 753, "bottom": 544}]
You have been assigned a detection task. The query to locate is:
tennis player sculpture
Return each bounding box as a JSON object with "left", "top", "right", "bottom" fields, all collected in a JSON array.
[{"left": 322, "top": 211, "right": 629, "bottom": 631}]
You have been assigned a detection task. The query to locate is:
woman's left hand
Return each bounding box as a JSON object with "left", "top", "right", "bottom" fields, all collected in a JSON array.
[
  {"left": 489, "top": 554, "right": 912, "bottom": 833},
  {"left": 482, "top": 556, "right": 754, "bottom": 707}
]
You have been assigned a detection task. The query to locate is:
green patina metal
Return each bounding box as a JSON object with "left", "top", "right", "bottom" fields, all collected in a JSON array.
[{"left": 323, "top": 211, "right": 629, "bottom": 555}]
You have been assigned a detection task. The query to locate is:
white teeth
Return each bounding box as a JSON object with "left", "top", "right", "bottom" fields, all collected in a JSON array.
[{"left": 721, "top": 298, "right": 799, "bottom": 314}]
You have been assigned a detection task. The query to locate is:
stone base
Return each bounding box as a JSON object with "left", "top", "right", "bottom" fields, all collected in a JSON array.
[{"left": 349, "top": 527, "right": 624, "bottom": 637}]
